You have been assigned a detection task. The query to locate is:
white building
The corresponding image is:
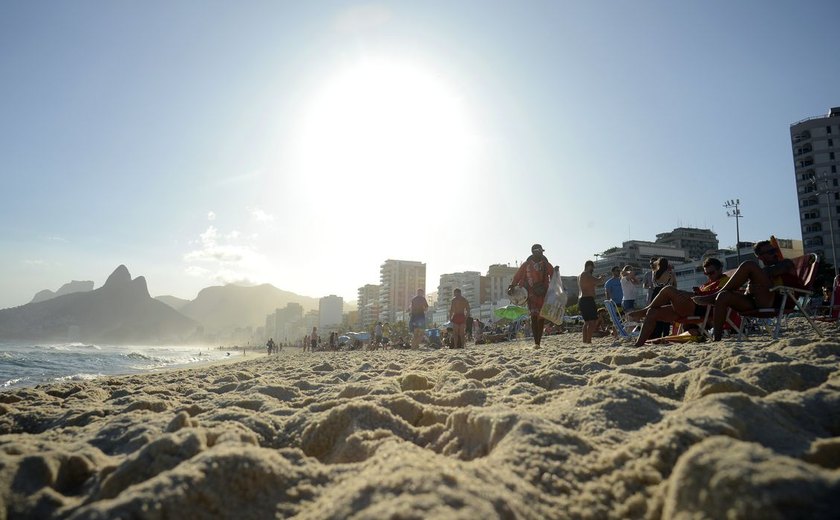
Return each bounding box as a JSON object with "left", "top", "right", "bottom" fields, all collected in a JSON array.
[
  {"left": 485, "top": 264, "right": 518, "bottom": 304},
  {"left": 356, "top": 284, "right": 380, "bottom": 327},
  {"left": 791, "top": 107, "right": 840, "bottom": 267},
  {"left": 433, "top": 271, "right": 481, "bottom": 324},
  {"left": 319, "top": 295, "right": 344, "bottom": 331},
  {"left": 378, "top": 259, "right": 426, "bottom": 323}
]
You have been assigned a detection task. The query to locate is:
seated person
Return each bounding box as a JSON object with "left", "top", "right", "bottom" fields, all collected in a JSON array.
[
  {"left": 692, "top": 241, "right": 795, "bottom": 341},
  {"left": 628, "top": 257, "right": 728, "bottom": 347}
]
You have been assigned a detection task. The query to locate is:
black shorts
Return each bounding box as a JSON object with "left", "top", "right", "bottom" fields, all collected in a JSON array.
[{"left": 580, "top": 296, "right": 597, "bottom": 321}]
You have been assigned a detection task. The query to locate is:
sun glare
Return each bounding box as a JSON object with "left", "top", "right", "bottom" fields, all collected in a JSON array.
[{"left": 291, "top": 57, "right": 477, "bottom": 206}]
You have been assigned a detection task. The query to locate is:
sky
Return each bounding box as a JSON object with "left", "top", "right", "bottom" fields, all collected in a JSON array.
[{"left": 1, "top": 1, "right": 839, "bottom": 310}]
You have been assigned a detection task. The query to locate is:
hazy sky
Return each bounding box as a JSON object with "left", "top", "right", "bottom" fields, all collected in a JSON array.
[{"left": 2, "top": 1, "right": 839, "bottom": 309}]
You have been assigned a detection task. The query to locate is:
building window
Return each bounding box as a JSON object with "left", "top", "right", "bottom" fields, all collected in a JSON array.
[
  {"left": 830, "top": 139, "right": 834, "bottom": 146},
  {"left": 832, "top": 152, "right": 836, "bottom": 160},
  {"left": 834, "top": 179, "right": 838, "bottom": 187},
  {"left": 828, "top": 126, "right": 833, "bottom": 134},
  {"left": 833, "top": 165, "right": 837, "bottom": 173}
]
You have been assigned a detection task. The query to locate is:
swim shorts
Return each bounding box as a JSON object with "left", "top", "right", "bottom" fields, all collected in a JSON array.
[
  {"left": 451, "top": 312, "right": 467, "bottom": 325},
  {"left": 579, "top": 296, "right": 597, "bottom": 321}
]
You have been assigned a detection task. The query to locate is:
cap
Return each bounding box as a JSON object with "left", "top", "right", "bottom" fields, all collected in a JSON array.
[
  {"left": 622, "top": 265, "right": 633, "bottom": 273},
  {"left": 531, "top": 243, "right": 545, "bottom": 253}
]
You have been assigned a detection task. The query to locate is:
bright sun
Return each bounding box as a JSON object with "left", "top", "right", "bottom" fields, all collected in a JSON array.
[{"left": 292, "top": 57, "right": 477, "bottom": 207}]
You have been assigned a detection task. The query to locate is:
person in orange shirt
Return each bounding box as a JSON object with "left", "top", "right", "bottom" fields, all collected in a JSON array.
[{"left": 509, "top": 244, "right": 553, "bottom": 347}]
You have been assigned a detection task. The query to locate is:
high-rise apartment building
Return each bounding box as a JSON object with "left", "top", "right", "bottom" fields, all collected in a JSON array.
[
  {"left": 356, "top": 284, "right": 381, "bottom": 327},
  {"left": 486, "top": 264, "right": 518, "bottom": 304},
  {"left": 792, "top": 107, "right": 840, "bottom": 266},
  {"left": 318, "top": 295, "right": 343, "bottom": 331},
  {"left": 378, "top": 259, "right": 426, "bottom": 323},
  {"left": 435, "top": 271, "right": 482, "bottom": 313}
]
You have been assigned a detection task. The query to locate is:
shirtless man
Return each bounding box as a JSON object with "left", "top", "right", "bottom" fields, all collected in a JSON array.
[
  {"left": 449, "top": 288, "right": 471, "bottom": 349},
  {"left": 692, "top": 241, "right": 795, "bottom": 341},
  {"left": 578, "top": 260, "right": 606, "bottom": 344},
  {"left": 409, "top": 288, "right": 429, "bottom": 348},
  {"left": 627, "top": 257, "right": 727, "bottom": 346}
]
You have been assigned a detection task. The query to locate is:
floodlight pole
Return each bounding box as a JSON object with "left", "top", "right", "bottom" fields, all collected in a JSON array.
[
  {"left": 812, "top": 173, "right": 839, "bottom": 278},
  {"left": 724, "top": 199, "right": 743, "bottom": 265}
]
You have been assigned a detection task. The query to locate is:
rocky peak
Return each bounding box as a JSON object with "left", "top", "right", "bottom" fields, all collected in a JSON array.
[{"left": 103, "top": 265, "right": 132, "bottom": 289}]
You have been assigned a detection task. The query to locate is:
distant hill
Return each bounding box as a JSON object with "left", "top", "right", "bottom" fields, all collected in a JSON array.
[
  {"left": 0, "top": 266, "right": 198, "bottom": 344},
  {"left": 178, "top": 284, "right": 321, "bottom": 333},
  {"left": 30, "top": 280, "right": 94, "bottom": 303},
  {"left": 155, "top": 295, "right": 191, "bottom": 311}
]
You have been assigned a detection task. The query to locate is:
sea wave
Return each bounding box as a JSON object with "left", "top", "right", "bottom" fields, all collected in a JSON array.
[
  {"left": 54, "top": 373, "right": 102, "bottom": 383},
  {"left": 2, "top": 377, "right": 28, "bottom": 388}
]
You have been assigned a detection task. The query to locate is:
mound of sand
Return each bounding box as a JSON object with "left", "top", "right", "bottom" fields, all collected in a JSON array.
[{"left": 2, "top": 318, "right": 840, "bottom": 519}]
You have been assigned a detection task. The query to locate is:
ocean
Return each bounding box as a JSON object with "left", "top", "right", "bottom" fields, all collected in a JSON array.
[{"left": 0, "top": 342, "right": 245, "bottom": 389}]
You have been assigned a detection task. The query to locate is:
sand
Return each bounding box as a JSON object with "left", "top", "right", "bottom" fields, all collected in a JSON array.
[{"left": 2, "top": 318, "right": 840, "bottom": 519}]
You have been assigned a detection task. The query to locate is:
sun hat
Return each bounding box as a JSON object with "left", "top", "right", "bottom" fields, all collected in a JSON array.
[
  {"left": 622, "top": 265, "right": 634, "bottom": 273},
  {"left": 531, "top": 244, "right": 545, "bottom": 253}
]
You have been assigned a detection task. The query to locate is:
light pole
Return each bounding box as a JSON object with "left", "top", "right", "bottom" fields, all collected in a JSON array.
[
  {"left": 724, "top": 199, "right": 743, "bottom": 265},
  {"left": 812, "top": 173, "right": 838, "bottom": 278}
]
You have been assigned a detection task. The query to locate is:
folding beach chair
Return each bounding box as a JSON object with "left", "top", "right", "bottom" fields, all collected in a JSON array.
[
  {"left": 734, "top": 253, "right": 823, "bottom": 340},
  {"left": 603, "top": 299, "right": 640, "bottom": 339},
  {"left": 673, "top": 305, "right": 713, "bottom": 339}
]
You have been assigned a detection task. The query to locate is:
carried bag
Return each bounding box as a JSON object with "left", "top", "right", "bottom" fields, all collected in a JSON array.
[{"left": 540, "top": 269, "right": 568, "bottom": 324}]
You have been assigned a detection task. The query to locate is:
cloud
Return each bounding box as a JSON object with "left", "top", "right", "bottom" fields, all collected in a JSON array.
[
  {"left": 185, "top": 265, "right": 211, "bottom": 277},
  {"left": 183, "top": 224, "right": 270, "bottom": 285},
  {"left": 334, "top": 4, "right": 391, "bottom": 33},
  {"left": 250, "top": 208, "right": 275, "bottom": 223},
  {"left": 23, "top": 259, "right": 47, "bottom": 266},
  {"left": 207, "top": 211, "right": 216, "bottom": 221},
  {"left": 44, "top": 236, "right": 67, "bottom": 243}
]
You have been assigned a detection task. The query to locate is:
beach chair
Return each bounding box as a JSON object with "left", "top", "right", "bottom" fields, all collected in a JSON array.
[
  {"left": 672, "top": 305, "right": 713, "bottom": 339},
  {"left": 603, "top": 299, "right": 639, "bottom": 339},
  {"left": 733, "top": 253, "right": 823, "bottom": 340}
]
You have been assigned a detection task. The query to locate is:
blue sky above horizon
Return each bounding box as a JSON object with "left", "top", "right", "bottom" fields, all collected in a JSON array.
[{"left": 1, "top": 1, "right": 839, "bottom": 309}]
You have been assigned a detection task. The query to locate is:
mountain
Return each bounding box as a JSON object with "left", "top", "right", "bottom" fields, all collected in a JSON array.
[
  {"left": 155, "top": 295, "right": 190, "bottom": 311},
  {"left": 178, "top": 284, "right": 321, "bottom": 333},
  {"left": 0, "top": 265, "right": 198, "bottom": 344},
  {"left": 30, "top": 280, "right": 95, "bottom": 303}
]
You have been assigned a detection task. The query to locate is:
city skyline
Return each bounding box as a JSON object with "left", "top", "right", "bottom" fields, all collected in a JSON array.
[{"left": 2, "top": 2, "right": 839, "bottom": 309}]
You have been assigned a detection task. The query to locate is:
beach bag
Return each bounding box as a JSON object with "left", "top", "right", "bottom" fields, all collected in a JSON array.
[{"left": 540, "top": 271, "right": 567, "bottom": 324}]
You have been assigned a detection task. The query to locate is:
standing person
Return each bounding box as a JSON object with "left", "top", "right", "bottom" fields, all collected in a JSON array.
[
  {"left": 409, "top": 289, "right": 429, "bottom": 348},
  {"left": 449, "top": 288, "right": 471, "bottom": 349},
  {"left": 620, "top": 265, "right": 640, "bottom": 311},
  {"left": 604, "top": 267, "right": 623, "bottom": 306},
  {"left": 302, "top": 334, "right": 309, "bottom": 352},
  {"left": 310, "top": 327, "right": 318, "bottom": 351},
  {"left": 579, "top": 260, "right": 606, "bottom": 344},
  {"left": 509, "top": 244, "right": 553, "bottom": 347},
  {"left": 374, "top": 322, "right": 383, "bottom": 347},
  {"left": 642, "top": 258, "right": 657, "bottom": 304}
]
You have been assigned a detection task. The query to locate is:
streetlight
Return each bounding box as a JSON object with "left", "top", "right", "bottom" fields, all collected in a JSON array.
[
  {"left": 811, "top": 173, "right": 838, "bottom": 278},
  {"left": 724, "top": 199, "right": 743, "bottom": 265}
]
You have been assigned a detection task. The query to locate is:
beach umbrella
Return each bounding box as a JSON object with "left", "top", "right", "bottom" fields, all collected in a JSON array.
[{"left": 494, "top": 305, "right": 529, "bottom": 320}]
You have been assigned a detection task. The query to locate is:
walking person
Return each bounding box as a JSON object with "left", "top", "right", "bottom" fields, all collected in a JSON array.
[
  {"left": 509, "top": 244, "right": 553, "bottom": 347},
  {"left": 409, "top": 288, "right": 429, "bottom": 348}
]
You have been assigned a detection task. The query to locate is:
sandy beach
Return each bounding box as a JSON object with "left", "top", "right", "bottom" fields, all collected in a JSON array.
[{"left": 2, "top": 319, "right": 840, "bottom": 519}]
